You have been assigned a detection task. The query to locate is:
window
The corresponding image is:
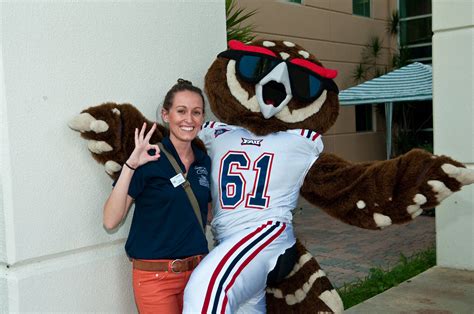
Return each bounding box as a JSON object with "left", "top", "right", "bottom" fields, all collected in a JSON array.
[
  {"left": 404, "top": 45, "right": 432, "bottom": 63},
  {"left": 399, "top": 0, "right": 432, "bottom": 63},
  {"left": 355, "top": 104, "right": 373, "bottom": 132},
  {"left": 400, "top": 17, "right": 432, "bottom": 46},
  {"left": 400, "top": 0, "right": 431, "bottom": 18},
  {"left": 353, "top": 0, "right": 371, "bottom": 17}
]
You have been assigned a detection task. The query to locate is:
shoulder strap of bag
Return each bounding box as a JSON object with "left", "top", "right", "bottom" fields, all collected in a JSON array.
[{"left": 157, "top": 142, "right": 205, "bottom": 234}]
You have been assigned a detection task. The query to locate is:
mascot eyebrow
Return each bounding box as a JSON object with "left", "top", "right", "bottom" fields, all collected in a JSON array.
[
  {"left": 227, "top": 39, "right": 338, "bottom": 79},
  {"left": 228, "top": 39, "right": 277, "bottom": 56}
]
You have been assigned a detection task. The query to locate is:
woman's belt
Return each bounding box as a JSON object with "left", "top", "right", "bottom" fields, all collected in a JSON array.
[{"left": 132, "top": 255, "right": 205, "bottom": 273}]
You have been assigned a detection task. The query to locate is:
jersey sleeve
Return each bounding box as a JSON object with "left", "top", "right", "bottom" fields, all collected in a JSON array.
[
  {"left": 198, "top": 121, "right": 229, "bottom": 147},
  {"left": 287, "top": 129, "right": 324, "bottom": 155},
  {"left": 287, "top": 129, "right": 324, "bottom": 187}
]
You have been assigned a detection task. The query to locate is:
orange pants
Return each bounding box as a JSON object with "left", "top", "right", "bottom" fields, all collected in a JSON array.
[{"left": 132, "top": 266, "right": 193, "bottom": 314}]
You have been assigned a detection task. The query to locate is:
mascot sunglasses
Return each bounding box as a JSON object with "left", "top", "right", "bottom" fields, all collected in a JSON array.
[{"left": 218, "top": 41, "right": 339, "bottom": 102}]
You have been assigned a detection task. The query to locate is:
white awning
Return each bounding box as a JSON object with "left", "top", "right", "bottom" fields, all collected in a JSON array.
[
  {"left": 339, "top": 62, "right": 432, "bottom": 105},
  {"left": 338, "top": 62, "right": 432, "bottom": 159}
]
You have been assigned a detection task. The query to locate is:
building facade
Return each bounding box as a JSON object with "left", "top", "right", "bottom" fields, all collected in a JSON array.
[{"left": 238, "top": 0, "right": 398, "bottom": 161}]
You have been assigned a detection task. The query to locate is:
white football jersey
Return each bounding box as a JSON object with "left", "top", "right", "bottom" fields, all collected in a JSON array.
[{"left": 199, "top": 122, "right": 324, "bottom": 241}]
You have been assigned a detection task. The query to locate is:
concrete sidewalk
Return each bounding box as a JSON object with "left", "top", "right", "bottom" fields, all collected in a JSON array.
[
  {"left": 345, "top": 267, "right": 474, "bottom": 313},
  {"left": 293, "top": 197, "right": 436, "bottom": 287}
]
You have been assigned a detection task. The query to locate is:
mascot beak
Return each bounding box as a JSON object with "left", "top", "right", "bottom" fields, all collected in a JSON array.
[{"left": 255, "top": 62, "right": 293, "bottom": 119}]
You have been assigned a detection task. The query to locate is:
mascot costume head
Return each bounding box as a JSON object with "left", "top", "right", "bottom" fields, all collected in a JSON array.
[
  {"left": 69, "top": 39, "right": 474, "bottom": 313},
  {"left": 205, "top": 39, "right": 339, "bottom": 136}
]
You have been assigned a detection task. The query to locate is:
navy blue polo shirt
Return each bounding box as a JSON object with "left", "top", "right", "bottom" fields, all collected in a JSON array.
[{"left": 123, "top": 137, "right": 211, "bottom": 259}]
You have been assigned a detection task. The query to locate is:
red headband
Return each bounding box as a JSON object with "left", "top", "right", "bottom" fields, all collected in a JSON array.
[{"left": 227, "top": 40, "right": 338, "bottom": 79}]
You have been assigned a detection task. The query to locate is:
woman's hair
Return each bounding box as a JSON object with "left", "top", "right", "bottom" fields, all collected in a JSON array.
[
  {"left": 162, "top": 78, "right": 205, "bottom": 113},
  {"left": 159, "top": 79, "right": 207, "bottom": 151}
]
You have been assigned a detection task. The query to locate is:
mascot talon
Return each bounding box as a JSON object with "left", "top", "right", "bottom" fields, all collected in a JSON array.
[
  {"left": 68, "top": 112, "right": 97, "bottom": 133},
  {"left": 265, "top": 240, "right": 344, "bottom": 313},
  {"left": 70, "top": 39, "right": 473, "bottom": 313},
  {"left": 441, "top": 163, "right": 474, "bottom": 185},
  {"left": 104, "top": 160, "right": 122, "bottom": 175},
  {"left": 69, "top": 103, "right": 165, "bottom": 179}
]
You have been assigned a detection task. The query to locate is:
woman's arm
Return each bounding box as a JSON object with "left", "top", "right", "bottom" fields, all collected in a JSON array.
[
  {"left": 103, "top": 166, "right": 135, "bottom": 230},
  {"left": 103, "top": 123, "right": 160, "bottom": 230}
]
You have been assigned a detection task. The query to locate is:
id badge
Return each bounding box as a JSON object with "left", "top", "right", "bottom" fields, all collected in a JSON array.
[{"left": 170, "top": 173, "right": 186, "bottom": 187}]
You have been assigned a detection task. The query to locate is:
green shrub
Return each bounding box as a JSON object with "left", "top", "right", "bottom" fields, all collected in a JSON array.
[{"left": 337, "top": 247, "right": 436, "bottom": 309}]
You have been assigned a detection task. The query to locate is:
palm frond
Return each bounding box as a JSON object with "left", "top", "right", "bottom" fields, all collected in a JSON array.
[
  {"left": 225, "top": 0, "right": 257, "bottom": 43},
  {"left": 386, "top": 10, "right": 399, "bottom": 36},
  {"left": 352, "top": 63, "right": 367, "bottom": 83},
  {"left": 368, "top": 36, "right": 382, "bottom": 60}
]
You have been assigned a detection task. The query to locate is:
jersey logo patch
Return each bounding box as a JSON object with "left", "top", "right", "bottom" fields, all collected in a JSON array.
[
  {"left": 195, "top": 166, "right": 208, "bottom": 175},
  {"left": 241, "top": 138, "right": 263, "bottom": 147},
  {"left": 214, "top": 128, "right": 230, "bottom": 138},
  {"left": 199, "top": 175, "right": 210, "bottom": 188}
]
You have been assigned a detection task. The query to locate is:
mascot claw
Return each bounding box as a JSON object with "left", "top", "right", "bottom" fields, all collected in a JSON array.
[
  {"left": 69, "top": 113, "right": 111, "bottom": 134},
  {"left": 70, "top": 103, "right": 165, "bottom": 180},
  {"left": 87, "top": 140, "right": 113, "bottom": 154},
  {"left": 105, "top": 160, "right": 122, "bottom": 175},
  {"left": 90, "top": 120, "right": 109, "bottom": 133},
  {"left": 441, "top": 163, "right": 474, "bottom": 185},
  {"left": 428, "top": 180, "right": 453, "bottom": 202},
  {"left": 373, "top": 213, "right": 392, "bottom": 228},
  {"left": 406, "top": 194, "right": 427, "bottom": 218},
  {"left": 68, "top": 112, "right": 97, "bottom": 133}
]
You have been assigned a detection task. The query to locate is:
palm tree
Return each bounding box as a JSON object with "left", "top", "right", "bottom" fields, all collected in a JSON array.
[
  {"left": 351, "top": 63, "right": 367, "bottom": 84},
  {"left": 226, "top": 0, "right": 257, "bottom": 43},
  {"left": 363, "top": 36, "right": 383, "bottom": 78},
  {"left": 352, "top": 36, "right": 384, "bottom": 83},
  {"left": 386, "top": 10, "right": 399, "bottom": 37}
]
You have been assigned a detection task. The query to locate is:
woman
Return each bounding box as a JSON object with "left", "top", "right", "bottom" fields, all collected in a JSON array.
[{"left": 103, "top": 79, "right": 211, "bottom": 313}]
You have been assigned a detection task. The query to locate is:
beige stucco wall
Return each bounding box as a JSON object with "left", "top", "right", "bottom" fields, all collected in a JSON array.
[
  {"left": 0, "top": 1, "right": 226, "bottom": 312},
  {"left": 237, "top": 0, "right": 396, "bottom": 161},
  {"left": 432, "top": 0, "right": 473, "bottom": 270}
]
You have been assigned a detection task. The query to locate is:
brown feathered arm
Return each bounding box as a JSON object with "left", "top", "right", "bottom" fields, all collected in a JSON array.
[
  {"left": 301, "top": 149, "right": 474, "bottom": 230},
  {"left": 68, "top": 103, "right": 166, "bottom": 180}
]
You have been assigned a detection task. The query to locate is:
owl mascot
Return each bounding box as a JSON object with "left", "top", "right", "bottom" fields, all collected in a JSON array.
[{"left": 69, "top": 40, "right": 474, "bottom": 313}]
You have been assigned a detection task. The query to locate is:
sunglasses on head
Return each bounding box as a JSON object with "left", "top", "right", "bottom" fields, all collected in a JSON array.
[{"left": 218, "top": 49, "right": 339, "bottom": 102}]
